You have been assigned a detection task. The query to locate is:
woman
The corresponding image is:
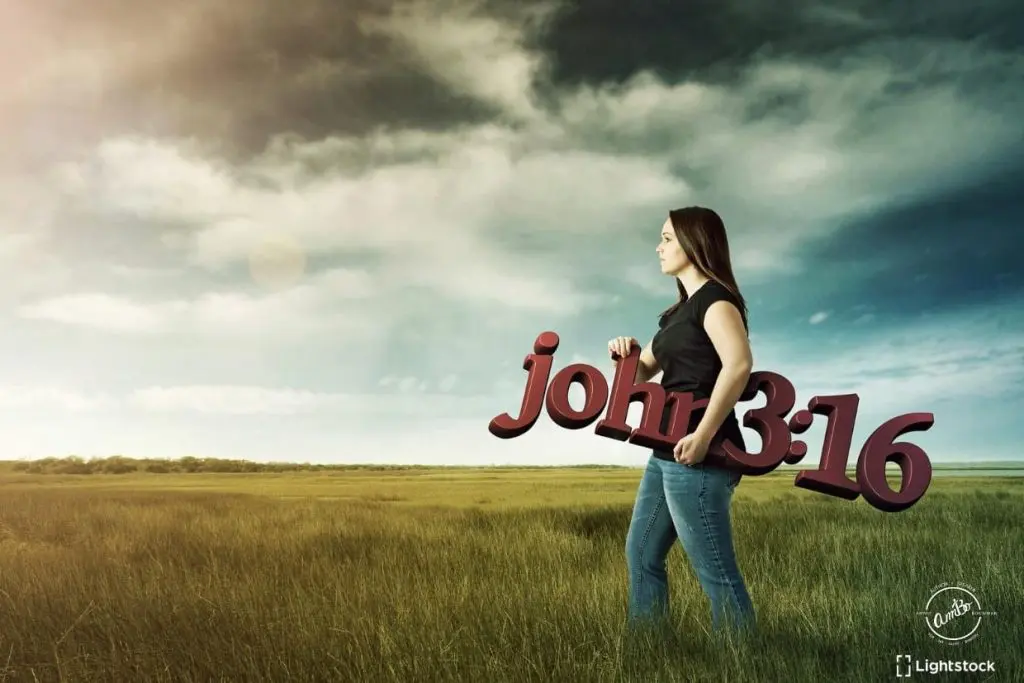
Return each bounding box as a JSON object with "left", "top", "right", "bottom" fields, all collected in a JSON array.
[{"left": 609, "top": 206, "right": 755, "bottom": 634}]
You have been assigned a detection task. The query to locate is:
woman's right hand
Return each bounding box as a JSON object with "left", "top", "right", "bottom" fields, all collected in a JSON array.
[{"left": 608, "top": 336, "right": 639, "bottom": 362}]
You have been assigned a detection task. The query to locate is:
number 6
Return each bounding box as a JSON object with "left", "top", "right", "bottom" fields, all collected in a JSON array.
[{"left": 855, "top": 412, "right": 934, "bottom": 512}]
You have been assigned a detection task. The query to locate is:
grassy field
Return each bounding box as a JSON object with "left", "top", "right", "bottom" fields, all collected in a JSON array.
[{"left": 0, "top": 459, "right": 1020, "bottom": 682}]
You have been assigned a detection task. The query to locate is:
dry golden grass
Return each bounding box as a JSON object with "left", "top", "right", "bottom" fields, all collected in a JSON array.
[{"left": 0, "top": 462, "right": 1021, "bottom": 682}]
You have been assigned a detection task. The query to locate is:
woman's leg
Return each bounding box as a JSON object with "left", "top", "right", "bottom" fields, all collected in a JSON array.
[
  {"left": 625, "top": 456, "right": 678, "bottom": 625},
  {"left": 661, "top": 461, "right": 755, "bottom": 633}
]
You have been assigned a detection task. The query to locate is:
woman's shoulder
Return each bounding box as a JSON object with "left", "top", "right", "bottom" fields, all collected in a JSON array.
[
  {"left": 696, "top": 279, "right": 740, "bottom": 306},
  {"left": 657, "top": 281, "right": 743, "bottom": 327},
  {"left": 698, "top": 279, "right": 732, "bottom": 298},
  {"left": 693, "top": 280, "right": 746, "bottom": 325}
]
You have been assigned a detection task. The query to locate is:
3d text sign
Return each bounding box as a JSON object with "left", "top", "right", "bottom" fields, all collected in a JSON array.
[{"left": 488, "top": 332, "right": 935, "bottom": 513}]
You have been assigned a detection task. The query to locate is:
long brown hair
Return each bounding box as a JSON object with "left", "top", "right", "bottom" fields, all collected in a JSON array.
[{"left": 660, "top": 206, "right": 748, "bottom": 328}]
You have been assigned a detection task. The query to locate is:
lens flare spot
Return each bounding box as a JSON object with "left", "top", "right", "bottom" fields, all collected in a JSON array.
[{"left": 248, "top": 237, "right": 307, "bottom": 289}]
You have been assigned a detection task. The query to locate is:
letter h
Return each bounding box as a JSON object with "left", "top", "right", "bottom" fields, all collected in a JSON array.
[{"left": 594, "top": 352, "right": 705, "bottom": 451}]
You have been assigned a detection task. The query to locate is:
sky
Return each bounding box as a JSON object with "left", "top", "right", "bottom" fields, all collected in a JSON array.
[{"left": 1, "top": 0, "right": 1022, "bottom": 467}]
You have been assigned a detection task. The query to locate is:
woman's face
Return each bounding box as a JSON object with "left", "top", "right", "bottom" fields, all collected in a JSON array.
[{"left": 656, "top": 218, "right": 689, "bottom": 275}]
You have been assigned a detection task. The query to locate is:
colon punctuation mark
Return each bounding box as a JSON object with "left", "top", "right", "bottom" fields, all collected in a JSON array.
[{"left": 487, "top": 332, "right": 935, "bottom": 513}]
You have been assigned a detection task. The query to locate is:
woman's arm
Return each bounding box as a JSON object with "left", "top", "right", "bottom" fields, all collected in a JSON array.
[
  {"left": 613, "top": 339, "right": 661, "bottom": 383},
  {"left": 693, "top": 301, "right": 753, "bottom": 443},
  {"left": 635, "top": 340, "right": 661, "bottom": 383}
]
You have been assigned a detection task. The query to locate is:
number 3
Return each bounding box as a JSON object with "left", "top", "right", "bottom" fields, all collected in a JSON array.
[{"left": 706, "top": 371, "right": 795, "bottom": 475}]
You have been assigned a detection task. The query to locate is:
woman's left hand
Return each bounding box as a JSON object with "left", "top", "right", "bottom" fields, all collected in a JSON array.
[{"left": 673, "top": 433, "right": 710, "bottom": 466}]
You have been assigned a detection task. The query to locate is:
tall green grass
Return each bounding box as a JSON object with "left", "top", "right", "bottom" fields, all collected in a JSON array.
[{"left": 0, "top": 469, "right": 1020, "bottom": 682}]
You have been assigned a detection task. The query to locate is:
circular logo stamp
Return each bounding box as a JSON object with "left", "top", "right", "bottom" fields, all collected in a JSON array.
[{"left": 915, "top": 582, "right": 996, "bottom": 645}]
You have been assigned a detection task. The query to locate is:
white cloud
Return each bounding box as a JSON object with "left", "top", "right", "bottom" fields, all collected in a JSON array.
[
  {"left": 757, "top": 304, "right": 1024, "bottom": 416},
  {"left": 16, "top": 267, "right": 380, "bottom": 338},
  {"left": 801, "top": 5, "right": 880, "bottom": 28},
  {"left": 0, "top": 386, "right": 115, "bottom": 412},
  {"left": 126, "top": 384, "right": 499, "bottom": 419},
  {"left": 809, "top": 311, "right": 829, "bottom": 324},
  {"left": 129, "top": 385, "right": 342, "bottom": 415},
  {"left": 556, "top": 50, "right": 1022, "bottom": 269},
  {"left": 30, "top": 9, "right": 1018, "bottom": 323},
  {"left": 0, "top": 179, "right": 70, "bottom": 301},
  {"left": 0, "top": 0, "right": 1020, "bottom": 465},
  {"left": 360, "top": 1, "right": 558, "bottom": 121},
  {"left": 0, "top": 232, "right": 41, "bottom": 261},
  {"left": 51, "top": 132, "right": 676, "bottom": 315},
  {"left": 18, "top": 293, "right": 172, "bottom": 334},
  {"left": 2, "top": 298, "right": 1020, "bottom": 463}
]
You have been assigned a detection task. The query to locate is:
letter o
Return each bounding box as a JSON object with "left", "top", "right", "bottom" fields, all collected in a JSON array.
[{"left": 545, "top": 364, "right": 609, "bottom": 429}]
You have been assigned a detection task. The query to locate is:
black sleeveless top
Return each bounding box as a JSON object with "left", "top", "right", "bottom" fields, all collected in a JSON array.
[{"left": 649, "top": 280, "right": 747, "bottom": 461}]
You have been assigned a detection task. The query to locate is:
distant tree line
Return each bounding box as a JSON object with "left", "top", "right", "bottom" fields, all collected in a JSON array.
[
  {"left": 1, "top": 456, "right": 624, "bottom": 475},
  {"left": 4, "top": 456, "right": 406, "bottom": 475}
]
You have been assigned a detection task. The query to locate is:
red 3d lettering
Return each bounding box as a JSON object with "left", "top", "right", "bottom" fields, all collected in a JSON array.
[{"left": 488, "top": 332, "right": 935, "bottom": 513}]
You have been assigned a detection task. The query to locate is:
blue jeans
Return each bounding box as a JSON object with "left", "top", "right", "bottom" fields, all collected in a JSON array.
[{"left": 625, "top": 454, "right": 755, "bottom": 633}]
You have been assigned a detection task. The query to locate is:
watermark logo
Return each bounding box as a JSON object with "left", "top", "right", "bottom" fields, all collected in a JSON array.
[
  {"left": 894, "top": 654, "right": 996, "bottom": 677},
  {"left": 915, "top": 582, "right": 997, "bottom": 645}
]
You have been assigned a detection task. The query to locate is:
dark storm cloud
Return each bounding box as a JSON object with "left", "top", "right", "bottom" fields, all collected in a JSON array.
[
  {"left": 752, "top": 163, "right": 1024, "bottom": 328},
  {"left": 14, "top": 0, "right": 1020, "bottom": 163},
  {"left": 0, "top": 0, "right": 1008, "bottom": 182},
  {"left": 9, "top": 0, "right": 502, "bottom": 162},
  {"left": 540, "top": 0, "right": 1024, "bottom": 86}
]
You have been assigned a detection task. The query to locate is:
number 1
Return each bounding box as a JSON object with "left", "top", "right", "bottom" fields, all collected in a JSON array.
[{"left": 793, "top": 394, "right": 861, "bottom": 500}]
